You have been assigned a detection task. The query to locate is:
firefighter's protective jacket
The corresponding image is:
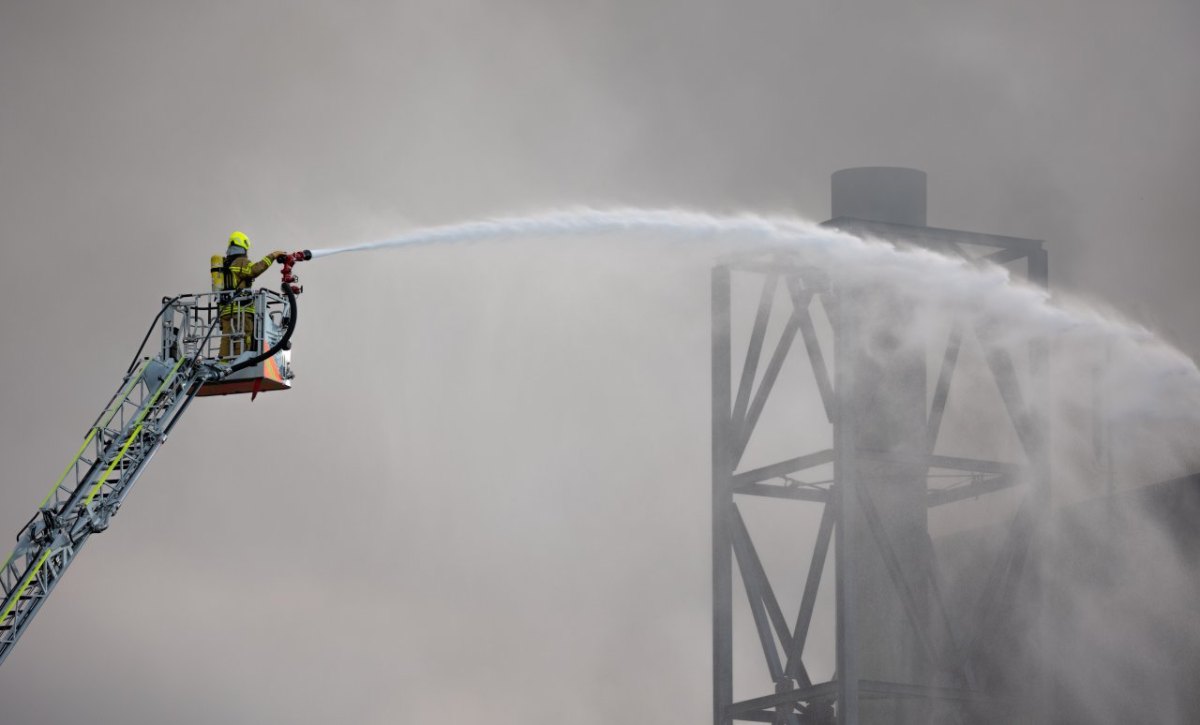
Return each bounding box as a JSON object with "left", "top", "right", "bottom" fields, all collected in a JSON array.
[{"left": 214, "top": 252, "right": 276, "bottom": 316}]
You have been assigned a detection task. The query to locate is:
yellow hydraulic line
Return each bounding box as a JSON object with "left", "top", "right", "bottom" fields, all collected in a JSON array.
[
  {"left": 6, "top": 362, "right": 154, "bottom": 574},
  {"left": 2, "top": 359, "right": 184, "bottom": 627},
  {"left": 81, "top": 424, "right": 144, "bottom": 509},
  {"left": 3, "top": 359, "right": 174, "bottom": 596},
  {"left": 0, "top": 360, "right": 174, "bottom": 602},
  {"left": 0, "top": 549, "right": 51, "bottom": 627},
  {"left": 82, "top": 356, "right": 185, "bottom": 508},
  {"left": 99, "top": 359, "right": 152, "bottom": 432},
  {"left": 38, "top": 360, "right": 151, "bottom": 509}
]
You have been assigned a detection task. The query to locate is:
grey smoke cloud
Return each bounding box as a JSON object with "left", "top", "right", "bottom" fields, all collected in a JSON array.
[{"left": 1, "top": 1, "right": 1197, "bottom": 723}]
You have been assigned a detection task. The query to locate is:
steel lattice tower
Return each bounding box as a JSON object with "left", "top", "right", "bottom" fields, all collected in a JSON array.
[{"left": 711, "top": 168, "right": 1049, "bottom": 725}]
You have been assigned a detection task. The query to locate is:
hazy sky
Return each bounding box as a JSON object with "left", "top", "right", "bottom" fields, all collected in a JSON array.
[{"left": 1, "top": 2, "right": 1197, "bottom": 723}]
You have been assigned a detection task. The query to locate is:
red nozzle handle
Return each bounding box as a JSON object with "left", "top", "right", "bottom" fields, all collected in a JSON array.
[
  {"left": 276, "top": 250, "right": 312, "bottom": 264},
  {"left": 278, "top": 250, "right": 309, "bottom": 295}
]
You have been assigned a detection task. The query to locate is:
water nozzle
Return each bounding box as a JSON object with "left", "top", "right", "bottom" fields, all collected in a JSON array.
[
  {"left": 278, "top": 250, "right": 311, "bottom": 295},
  {"left": 277, "top": 250, "right": 312, "bottom": 264}
]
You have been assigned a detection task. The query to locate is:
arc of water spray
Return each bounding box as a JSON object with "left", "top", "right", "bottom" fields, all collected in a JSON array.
[
  {"left": 308, "top": 208, "right": 843, "bottom": 259},
  {"left": 305, "top": 207, "right": 1200, "bottom": 425}
]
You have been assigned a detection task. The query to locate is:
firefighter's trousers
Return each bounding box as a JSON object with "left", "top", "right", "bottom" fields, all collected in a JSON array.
[{"left": 219, "top": 312, "right": 255, "bottom": 358}]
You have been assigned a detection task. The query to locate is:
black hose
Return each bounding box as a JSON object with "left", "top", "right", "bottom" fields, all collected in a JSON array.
[
  {"left": 86, "top": 294, "right": 186, "bottom": 435},
  {"left": 228, "top": 284, "right": 297, "bottom": 374},
  {"left": 124, "top": 295, "right": 183, "bottom": 374}
]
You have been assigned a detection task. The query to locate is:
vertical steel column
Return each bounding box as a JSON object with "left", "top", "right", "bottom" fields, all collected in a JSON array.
[
  {"left": 833, "top": 283, "right": 860, "bottom": 725},
  {"left": 1026, "top": 248, "right": 1052, "bottom": 725},
  {"left": 1028, "top": 248, "right": 1050, "bottom": 510},
  {"left": 829, "top": 167, "right": 931, "bottom": 725},
  {"left": 713, "top": 265, "right": 734, "bottom": 725}
]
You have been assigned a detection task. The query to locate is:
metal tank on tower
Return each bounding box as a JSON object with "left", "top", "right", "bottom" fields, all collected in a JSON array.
[{"left": 710, "top": 168, "right": 1049, "bottom": 724}]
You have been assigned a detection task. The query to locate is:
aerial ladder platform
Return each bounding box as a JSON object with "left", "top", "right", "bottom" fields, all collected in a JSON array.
[{"left": 0, "top": 251, "right": 310, "bottom": 667}]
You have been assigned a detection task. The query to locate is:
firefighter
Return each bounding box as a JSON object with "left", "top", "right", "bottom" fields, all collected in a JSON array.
[{"left": 213, "top": 231, "right": 286, "bottom": 358}]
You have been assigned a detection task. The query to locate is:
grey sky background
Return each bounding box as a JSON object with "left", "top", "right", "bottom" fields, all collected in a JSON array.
[{"left": 0, "top": 1, "right": 1197, "bottom": 723}]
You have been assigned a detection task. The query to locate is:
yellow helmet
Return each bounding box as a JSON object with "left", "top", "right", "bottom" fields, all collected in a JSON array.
[{"left": 229, "top": 231, "right": 250, "bottom": 252}]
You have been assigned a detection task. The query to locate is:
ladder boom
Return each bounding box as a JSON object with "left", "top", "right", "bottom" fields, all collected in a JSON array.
[
  {"left": 0, "top": 356, "right": 204, "bottom": 666},
  {"left": 0, "top": 287, "right": 298, "bottom": 667}
]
